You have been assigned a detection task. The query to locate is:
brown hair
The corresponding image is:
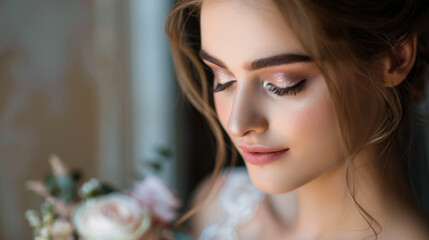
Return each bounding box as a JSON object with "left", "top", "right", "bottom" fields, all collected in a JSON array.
[{"left": 165, "top": 0, "right": 429, "bottom": 238}]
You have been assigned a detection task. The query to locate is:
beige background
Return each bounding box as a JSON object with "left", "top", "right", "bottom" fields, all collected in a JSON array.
[{"left": 0, "top": 1, "right": 178, "bottom": 239}]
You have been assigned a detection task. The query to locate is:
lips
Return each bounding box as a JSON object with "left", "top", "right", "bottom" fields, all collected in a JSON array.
[{"left": 238, "top": 145, "right": 289, "bottom": 166}]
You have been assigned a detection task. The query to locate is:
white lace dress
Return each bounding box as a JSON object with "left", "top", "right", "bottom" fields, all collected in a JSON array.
[{"left": 198, "top": 167, "right": 266, "bottom": 240}]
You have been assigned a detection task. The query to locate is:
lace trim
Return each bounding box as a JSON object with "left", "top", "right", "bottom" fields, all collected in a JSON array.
[{"left": 198, "top": 169, "right": 265, "bottom": 240}]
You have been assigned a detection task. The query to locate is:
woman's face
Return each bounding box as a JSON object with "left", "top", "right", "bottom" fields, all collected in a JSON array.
[{"left": 200, "top": 0, "right": 346, "bottom": 194}]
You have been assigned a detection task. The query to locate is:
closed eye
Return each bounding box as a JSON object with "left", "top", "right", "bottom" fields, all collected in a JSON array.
[
  {"left": 212, "top": 79, "right": 306, "bottom": 97},
  {"left": 211, "top": 80, "right": 236, "bottom": 92},
  {"left": 263, "top": 79, "right": 306, "bottom": 96}
]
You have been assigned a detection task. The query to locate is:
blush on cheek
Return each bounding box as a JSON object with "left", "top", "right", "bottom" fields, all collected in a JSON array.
[
  {"left": 295, "top": 95, "right": 342, "bottom": 162},
  {"left": 299, "top": 101, "right": 337, "bottom": 144}
]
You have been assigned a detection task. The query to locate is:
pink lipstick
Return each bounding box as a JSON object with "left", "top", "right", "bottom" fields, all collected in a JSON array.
[{"left": 238, "top": 145, "right": 289, "bottom": 166}]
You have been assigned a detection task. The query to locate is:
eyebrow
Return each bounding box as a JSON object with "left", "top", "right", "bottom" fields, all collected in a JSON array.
[{"left": 199, "top": 49, "right": 311, "bottom": 71}]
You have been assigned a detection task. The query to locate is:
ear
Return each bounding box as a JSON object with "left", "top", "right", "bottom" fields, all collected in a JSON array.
[{"left": 383, "top": 35, "right": 417, "bottom": 87}]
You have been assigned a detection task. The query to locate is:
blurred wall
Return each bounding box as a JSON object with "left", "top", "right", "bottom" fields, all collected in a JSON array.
[{"left": 0, "top": 0, "right": 131, "bottom": 239}]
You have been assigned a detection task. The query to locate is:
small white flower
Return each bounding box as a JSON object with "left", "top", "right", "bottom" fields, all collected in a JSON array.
[
  {"left": 40, "top": 225, "right": 52, "bottom": 238},
  {"left": 35, "top": 236, "right": 49, "bottom": 240},
  {"left": 43, "top": 214, "right": 54, "bottom": 225},
  {"left": 52, "top": 219, "right": 74, "bottom": 240},
  {"left": 25, "top": 210, "right": 42, "bottom": 228},
  {"left": 80, "top": 178, "right": 101, "bottom": 197}
]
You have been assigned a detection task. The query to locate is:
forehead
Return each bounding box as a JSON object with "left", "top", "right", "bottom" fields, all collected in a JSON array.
[{"left": 200, "top": 0, "right": 305, "bottom": 69}]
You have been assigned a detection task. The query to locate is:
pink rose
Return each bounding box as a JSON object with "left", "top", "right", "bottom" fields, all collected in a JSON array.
[{"left": 131, "top": 176, "right": 182, "bottom": 224}]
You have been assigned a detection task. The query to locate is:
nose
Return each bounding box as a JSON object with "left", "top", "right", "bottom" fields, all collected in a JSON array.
[{"left": 227, "top": 81, "right": 268, "bottom": 137}]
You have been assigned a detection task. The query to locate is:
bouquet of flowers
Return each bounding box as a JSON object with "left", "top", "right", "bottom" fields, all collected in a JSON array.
[{"left": 25, "top": 154, "right": 190, "bottom": 240}]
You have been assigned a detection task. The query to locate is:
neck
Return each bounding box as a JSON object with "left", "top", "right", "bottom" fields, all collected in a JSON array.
[{"left": 271, "top": 143, "right": 411, "bottom": 239}]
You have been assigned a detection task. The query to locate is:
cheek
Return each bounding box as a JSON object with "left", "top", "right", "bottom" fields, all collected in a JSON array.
[
  {"left": 213, "top": 94, "right": 231, "bottom": 129},
  {"left": 295, "top": 99, "right": 342, "bottom": 171},
  {"left": 288, "top": 92, "right": 340, "bottom": 154},
  {"left": 250, "top": 80, "right": 345, "bottom": 194},
  {"left": 270, "top": 77, "right": 341, "bottom": 159}
]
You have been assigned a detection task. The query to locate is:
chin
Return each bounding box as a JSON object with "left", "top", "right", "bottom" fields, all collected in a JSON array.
[
  {"left": 247, "top": 166, "right": 310, "bottom": 195},
  {"left": 253, "top": 182, "right": 294, "bottom": 195}
]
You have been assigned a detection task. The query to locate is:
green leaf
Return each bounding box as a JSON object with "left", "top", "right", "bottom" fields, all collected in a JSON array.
[{"left": 155, "top": 146, "right": 173, "bottom": 158}]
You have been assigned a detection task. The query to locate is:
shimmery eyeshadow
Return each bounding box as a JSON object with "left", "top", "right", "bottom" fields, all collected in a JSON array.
[
  {"left": 271, "top": 72, "right": 297, "bottom": 88},
  {"left": 214, "top": 69, "right": 234, "bottom": 82}
]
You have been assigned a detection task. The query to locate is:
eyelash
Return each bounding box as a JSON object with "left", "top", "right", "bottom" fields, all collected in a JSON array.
[{"left": 212, "top": 79, "right": 306, "bottom": 96}]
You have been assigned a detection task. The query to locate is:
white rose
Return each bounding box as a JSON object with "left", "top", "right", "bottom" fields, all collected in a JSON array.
[
  {"left": 52, "top": 219, "right": 74, "bottom": 240},
  {"left": 73, "top": 194, "right": 151, "bottom": 240}
]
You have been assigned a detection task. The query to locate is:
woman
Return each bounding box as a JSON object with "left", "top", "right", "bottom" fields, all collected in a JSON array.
[{"left": 165, "top": 0, "right": 429, "bottom": 239}]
